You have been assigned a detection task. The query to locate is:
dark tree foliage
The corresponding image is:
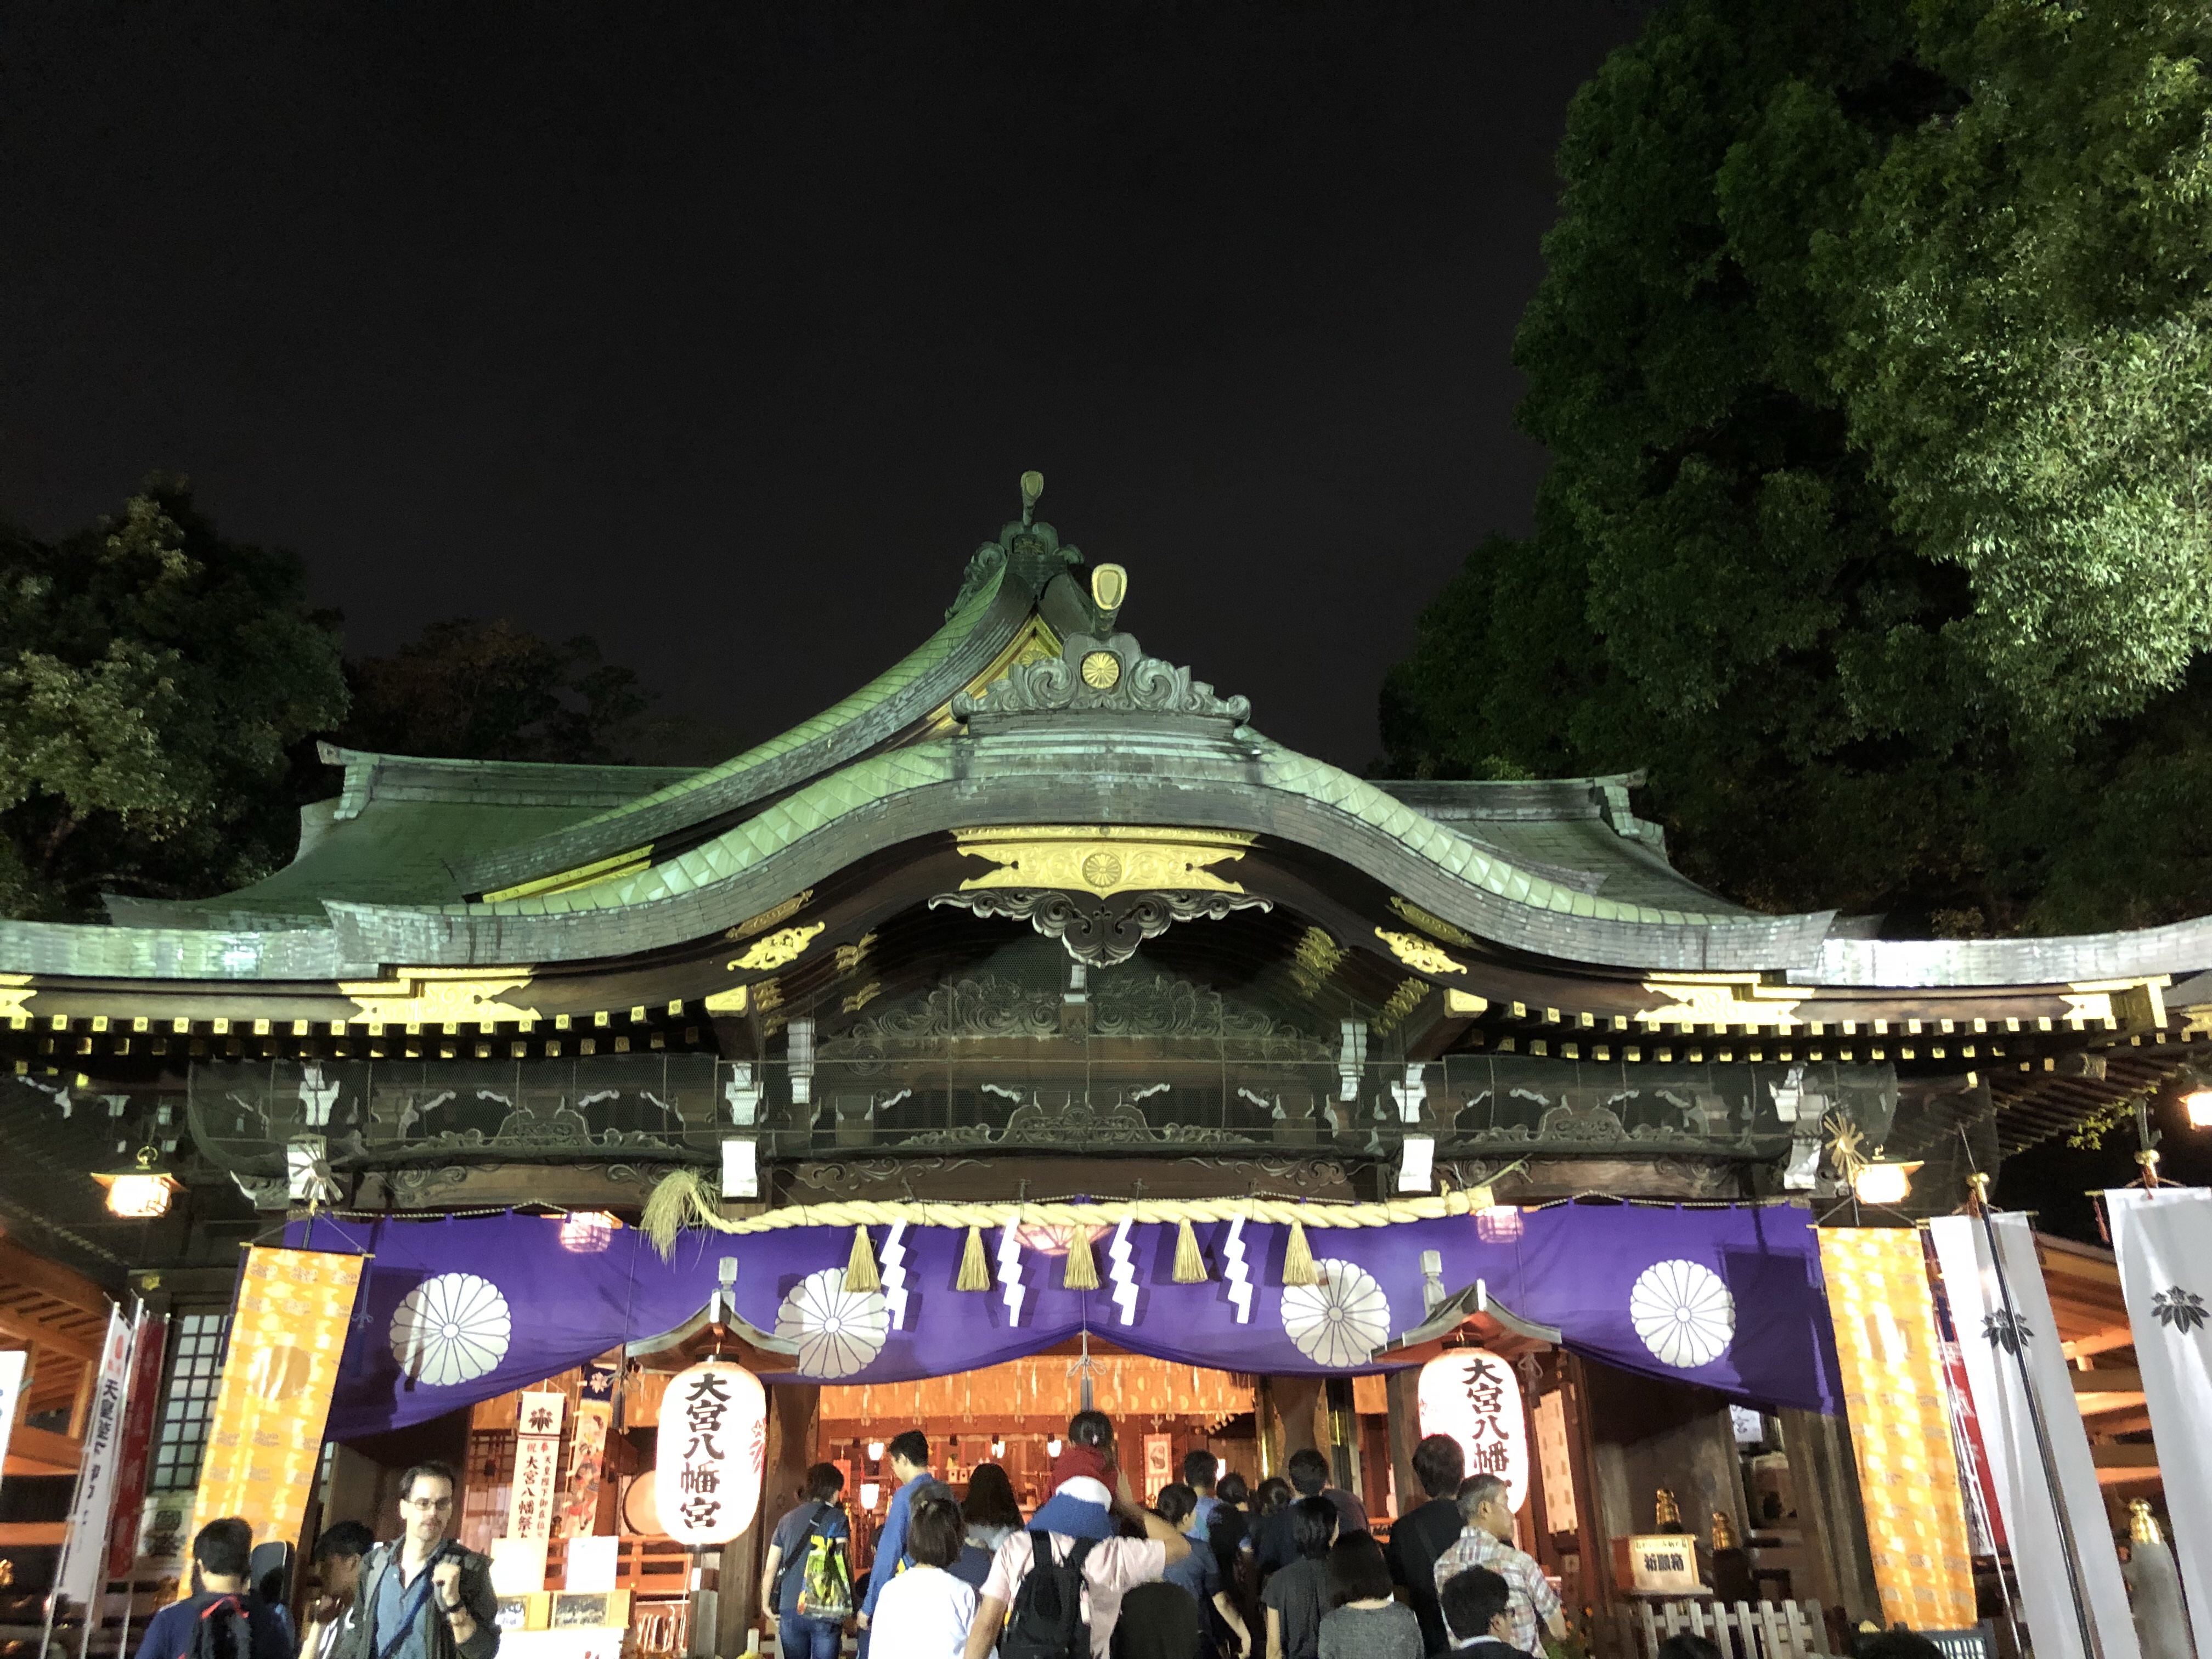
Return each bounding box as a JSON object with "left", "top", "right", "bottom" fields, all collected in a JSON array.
[
  {"left": 1384, "top": 0, "right": 2212, "bottom": 935},
  {"left": 336, "top": 618, "right": 655, "bottom": 765},
  {"left": 0, "top": 478, "right": 348, "bottom": 919}
]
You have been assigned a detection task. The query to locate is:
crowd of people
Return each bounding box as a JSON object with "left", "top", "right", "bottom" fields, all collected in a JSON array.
[
  {"left": 136, "top": 1425, "right": 1959, "bottom": 1659},
  {"left": 759, "top": 1419, "right": 1575, "bottom": 1659},
  {"left": 135, "top": 1462, "right": 498, "bottom": 1659}
]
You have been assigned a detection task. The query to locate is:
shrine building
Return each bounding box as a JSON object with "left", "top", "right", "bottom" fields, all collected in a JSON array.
[{"left": 1, "top": 474, "right": 2203, "bottom": 1659}]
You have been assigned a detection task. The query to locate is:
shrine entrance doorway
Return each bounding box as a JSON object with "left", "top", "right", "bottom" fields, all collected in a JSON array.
[{"left": 806, "top": 1341, "right": 1257, "bottom": 1572}]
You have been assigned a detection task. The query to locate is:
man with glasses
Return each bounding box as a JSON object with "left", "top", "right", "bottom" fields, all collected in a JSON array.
[{"left": 334, "top": 1460, "right": 500, "bottom": 1659}]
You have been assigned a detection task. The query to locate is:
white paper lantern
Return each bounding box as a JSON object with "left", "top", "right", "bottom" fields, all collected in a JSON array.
[
  {"left": 654, "top": 1359, "right": 767, "bottom": 1544},
  {"left": 1417, "top": 1349, "right": 1530, "bottom": 1511}
]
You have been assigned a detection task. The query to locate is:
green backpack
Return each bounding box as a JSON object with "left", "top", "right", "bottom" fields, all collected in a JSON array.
[{"left": 794, "top": 1510, "right": 854, "bottom": 1622}]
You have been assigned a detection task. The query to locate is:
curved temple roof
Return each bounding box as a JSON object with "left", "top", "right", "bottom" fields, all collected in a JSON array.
[{"left": 7, "top": 480, "right": 2212, "bottom": 1003}]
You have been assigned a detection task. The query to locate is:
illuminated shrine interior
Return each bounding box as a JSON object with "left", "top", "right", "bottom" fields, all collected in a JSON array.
[{"left": 399, "top": 1305, "right": 1828, "bottom": 1649}]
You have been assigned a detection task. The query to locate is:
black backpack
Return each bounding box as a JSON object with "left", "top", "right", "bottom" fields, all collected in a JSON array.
[
  {"left": 997, "top": 1532, "right": 1096, "bottom": 1659},
  {"left": 186, "top": 1595, "right": 253, "bottom": 1659}
]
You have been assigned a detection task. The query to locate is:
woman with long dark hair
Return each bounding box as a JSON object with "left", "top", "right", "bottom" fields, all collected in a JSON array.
[
  {"left": 962, "top": 1463, "right": 1024, "bottom": 1555},
  {"left": 948, "top": 1462, "right": 1024, "bottom": 1590}
]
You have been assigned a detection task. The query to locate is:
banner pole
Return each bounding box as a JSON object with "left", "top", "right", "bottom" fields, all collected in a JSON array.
[
  {"left": 38, "top": 1592, "right": 58, "bottom": 1659},
  {"left": 1972, "top": 1183, "right": 2102, "bottom": 1659}
]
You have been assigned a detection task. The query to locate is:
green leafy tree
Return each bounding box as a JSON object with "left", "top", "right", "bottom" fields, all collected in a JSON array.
[
  {"left": 1830, "top": 0, "right": 2212, "bottom": 729},
  {"left": 336, "top": 617, "right": 655, "bottom": 764},
  {"left": 0, "top": 478, "right": 348, "bottom": 919},
  {"left": 1384, "top": 0, "right": 2212, "bottom": 933}
]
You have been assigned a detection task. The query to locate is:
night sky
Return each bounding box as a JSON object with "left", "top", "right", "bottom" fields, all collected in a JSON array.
[{"left": 3, "top": 2, "right": 1645, "bottom": 771}]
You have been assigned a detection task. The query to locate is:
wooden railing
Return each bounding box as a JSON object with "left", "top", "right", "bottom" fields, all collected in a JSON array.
[
  {"left": 543, "top": 1537, "right": 696, "bottom": 1598},
  {"left": 1616, "top": 1598, "right": 1833, "bottom": 1659}
]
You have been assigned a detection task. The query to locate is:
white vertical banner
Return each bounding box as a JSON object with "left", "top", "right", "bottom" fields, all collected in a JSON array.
[
  {"left": 54, "top": 1306, "right": 135, "bottom": 1606},
  {"left": 2106, "top": 1187, "right": 2212, "bottom": 1639},
  {"left": 0, "top": 1351, "right": 24, "bottom": 1476},
  {"left": 1929, "top": 1215, "right": 2141, "bottom": 1659}
]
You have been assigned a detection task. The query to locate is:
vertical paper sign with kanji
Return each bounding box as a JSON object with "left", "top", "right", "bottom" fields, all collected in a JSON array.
[
  {"left": 508, "top": 1391, "right": 566, "bottom": 1542},
  {"left": 198, "top": 1248, "right": 366, "bottom": 1550},
  {"left": 55, "top": 1307, "right": 135, "bottom": 1605},
  {"left": 654, "top": 1359, "right": 765, "bottom": 1544},
  {"left": 108, "top": 1311, "right": 169, "bottom": 1580}
]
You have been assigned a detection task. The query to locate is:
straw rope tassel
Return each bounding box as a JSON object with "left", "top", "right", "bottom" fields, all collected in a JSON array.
[
  {"left": 1064, "top": 1227, "right": 1101, "bottom": 1290},
  {"left": 956, "top": 1224, "right": 992, "bottom": 1291},
  {"left": 641, "top": 1166, "right": 712, "bottom": 1255},
  {"left": 844, "top": 1223, "right": 881, "bottom": 1293},
  {"left": 637, "top": 1167, "right": 1558, "bottom": 1258},
  {"left": 1172, "top": 1216, "right": 1207, "bottom": 1283},
  {"left": 1282, "top": 1216, "right": 1319, "bottom": 1286}
]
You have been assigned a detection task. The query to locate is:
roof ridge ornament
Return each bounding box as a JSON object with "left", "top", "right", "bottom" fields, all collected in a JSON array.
[
  {"left": 946, "top": 470, "right": 1080, "bottom": 618},
  {"left": 952, "top": 628, "right": 1251, "bottom": 724}
]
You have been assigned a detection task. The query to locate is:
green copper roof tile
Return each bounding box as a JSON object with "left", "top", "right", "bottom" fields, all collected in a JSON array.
[
  {"left": 1248, "top": 738, "right": 1726, "bottom": 928},
  {"left": 555, "top": 566, "right": 1005, "bottom": 837}
]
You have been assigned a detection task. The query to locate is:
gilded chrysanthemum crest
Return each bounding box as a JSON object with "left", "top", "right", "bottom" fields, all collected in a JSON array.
[{"left": 953, "top": 630, "right": 1250, "bottom": 723}]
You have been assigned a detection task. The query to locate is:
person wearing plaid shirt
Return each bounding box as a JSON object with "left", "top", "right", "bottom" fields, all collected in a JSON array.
[{"left": 1430, "top": 1477, "right": 1562, "bottom": 1656}]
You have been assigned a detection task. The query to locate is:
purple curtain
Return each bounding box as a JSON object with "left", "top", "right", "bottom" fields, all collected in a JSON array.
[{"left": 291, "top": 1200, "right": 1839, "bottom": 1440}]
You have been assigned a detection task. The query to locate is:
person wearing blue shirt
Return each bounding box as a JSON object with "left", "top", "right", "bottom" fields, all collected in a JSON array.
[
  {"left": 759, "top": 1464, "right": 854, "bottom": 1659},
  {"left": 856, "top": 1430, "right": 933, "bottom": 1652},
  {"left": 1158, "top": 1484, "right": 1251, "bottom": 1659},
  {"left": 1184, "top": 1451, "right": 1223, "bottom": 1538}
]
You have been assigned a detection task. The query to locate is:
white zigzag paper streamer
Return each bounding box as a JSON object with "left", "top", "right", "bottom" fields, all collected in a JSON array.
[
  {"left": 881, "top": 1220, "right": 909, "bottom": 1329},
  {"left": 1108, "top": 1216, "right": 1139, "bottom": 1325},
  {"left": 996, "top": 1223, "right": 1025, "bottom": 1323},
  {"left": 1224, "top": 1216, "right": 1254, "bottom": 1324}
]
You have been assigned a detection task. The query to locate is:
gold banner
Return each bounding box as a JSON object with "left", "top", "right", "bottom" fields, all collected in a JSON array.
[
  {"left": 198, "top": 1247, "right": 366, "bottom": 1545},
  {"left": 1818, "top": 1228, "right": 1976, "bottom": 1629}
]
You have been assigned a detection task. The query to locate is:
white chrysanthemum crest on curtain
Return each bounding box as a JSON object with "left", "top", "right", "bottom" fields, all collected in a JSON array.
[
  {"left": 1280, "top": 1258, "right": 1391, "bottom": 1368},
  {"left": 390, "top": 1272, "right": 512, "bottom": 1386},
  {"left": 775, "top": 1267, "right": 890, "bottom": 1379},
  {"left": 1629, "top": 1259, "right": 1736, "bottom": 1368}
]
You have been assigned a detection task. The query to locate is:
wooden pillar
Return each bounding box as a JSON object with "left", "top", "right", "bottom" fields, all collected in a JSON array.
[
  {"left": 1776, "top": 1408, "right": 1881, "bottom": 1627},
  {"left": 324, "top": 1445, "right": 385, "bottom": 1530},
  {"left": 731, "top": 1384, "right": 819, "bottom": 1657},
  {"left": 1266, "top": 1375, "right": 1325, "bottom": 1464},
  {"left": 1561, "top": 1357, "right": 1614, "bottom": 1649},
  {"left": 69, "top": 1353, "right": 98, "bottom": 1439},
  {"left": 1385, "top": 1370, "right": 1422, "bottom": 1525}
]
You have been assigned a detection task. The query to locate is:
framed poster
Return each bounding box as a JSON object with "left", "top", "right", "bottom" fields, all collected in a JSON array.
[
  {"left": 495, "top": 1595, "right": 551, "bottom": 1632},
  {"left": 551, "top": 1589, "right": 632, "bottom": 1630},
  {"left": 1142, "top": 1434, "right": 1172, "bottom": 1504}
]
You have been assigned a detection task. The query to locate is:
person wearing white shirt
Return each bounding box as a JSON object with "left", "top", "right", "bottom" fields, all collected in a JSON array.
[
  {"left": 870, "top": 1489, "right": 977, "bottom": 1659},
  {"left": 966, "top": 1465, "right": 1192, "bottom": 1659}
]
